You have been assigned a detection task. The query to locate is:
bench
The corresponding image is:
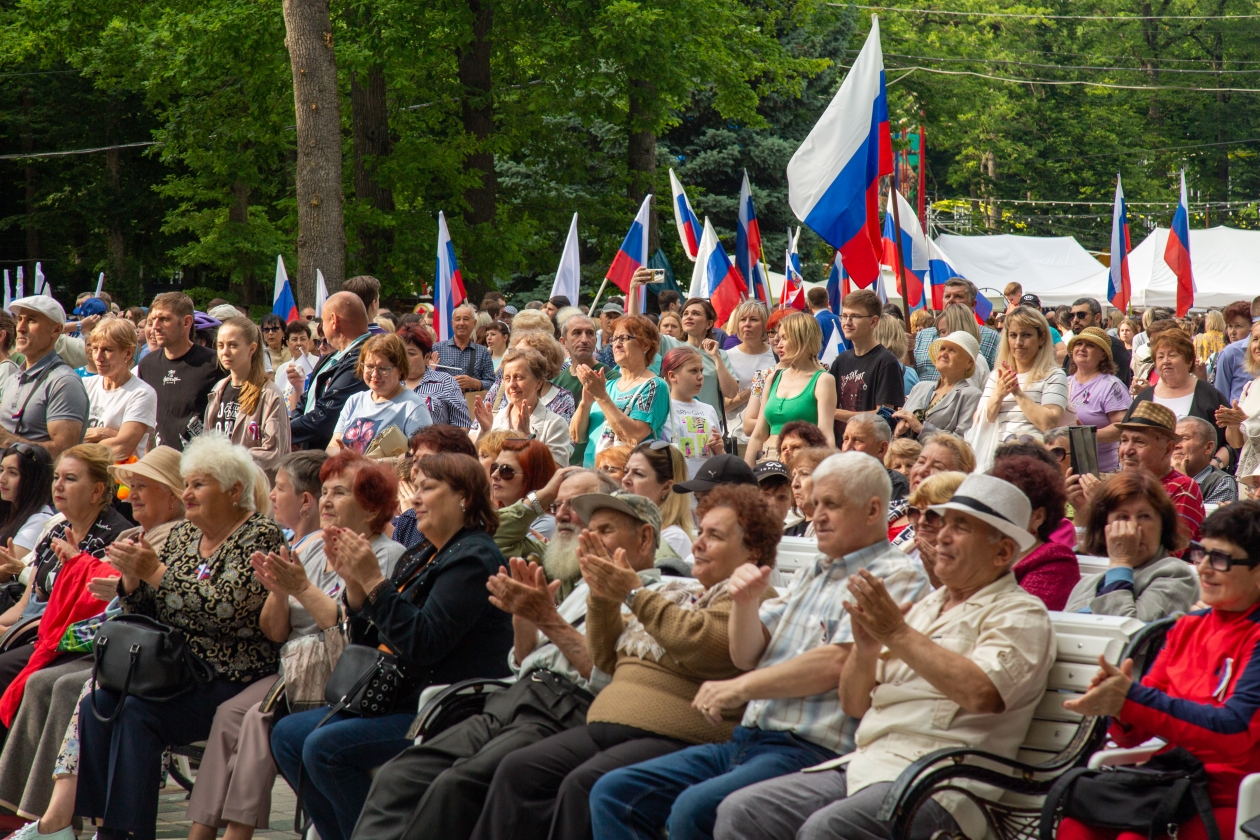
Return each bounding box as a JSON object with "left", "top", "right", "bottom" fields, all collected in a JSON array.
[
  {"left": 877, "top": 612, "right": 1177, "bottom": 840},
  {"left": 770, "top": 536, "right": 819, "bottom": 588}
]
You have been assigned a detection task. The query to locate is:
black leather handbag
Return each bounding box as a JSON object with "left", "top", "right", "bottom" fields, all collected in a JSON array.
[
  {"left": 89, "top": 614, "right": 215, "bottom": 724},
  {"left": 322, "top": 644, "right": 403, "bottom": 717}
]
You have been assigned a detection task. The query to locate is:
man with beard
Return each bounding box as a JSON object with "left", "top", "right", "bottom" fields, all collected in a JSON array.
[{"left": 350, "top": 476, "right": 664, "bottom": 840}]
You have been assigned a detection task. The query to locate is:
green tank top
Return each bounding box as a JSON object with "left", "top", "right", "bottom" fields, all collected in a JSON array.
[{"left": 763, "top": 369, "right": 824, "bottom": 435}]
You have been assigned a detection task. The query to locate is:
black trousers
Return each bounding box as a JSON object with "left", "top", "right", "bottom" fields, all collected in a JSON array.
[
  {"left": 350, "top": 671, "right": 593, "bottom": 840},
  {"left": 470, "top": 722, "right": 687, "bottom": 840}
]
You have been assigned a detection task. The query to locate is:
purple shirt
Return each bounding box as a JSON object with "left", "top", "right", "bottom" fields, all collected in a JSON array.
[{"left": 1069, "top": 373, "right": 1132, "bottom": 472}]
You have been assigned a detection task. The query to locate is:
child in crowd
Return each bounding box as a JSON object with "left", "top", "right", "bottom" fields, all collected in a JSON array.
[
  {"left": 885, "top": 437, "right": 922, "bottom": 479},
  {"left": 659, "top": 346, "right": 724, "bottom": 478}
]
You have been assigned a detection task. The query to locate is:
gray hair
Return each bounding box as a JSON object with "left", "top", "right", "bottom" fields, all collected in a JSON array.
[
  {"left": 181, "top": 431, "right": 258, "bottom": 511},
  {"left": 453, "top": 303, "right": 478, "bottom": 318},
  {"left": 849, "top": 412, "right": 892, "bottom": 445},
  {"left": 1044, "top": 426, "right": 1071, "bottom": 445},
  {"left": 562, "top": 467, "right": 620, "bottom": 495},
  {"left": 1178, "top": 415, "right": 1217, "bottom": 447},
  {"left": 560, "top": 312, "right": 596, "bottom": 338},
  {"left": 278, "top": 450, "right": 328, "bottom": 499},
  {"left": 812, "top": 451, "right": 892, "bottom": 516}
]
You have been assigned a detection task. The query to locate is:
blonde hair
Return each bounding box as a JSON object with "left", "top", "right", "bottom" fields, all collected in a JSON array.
[
  {"left": 936, "top": 304, "right": 981, "bottom": 342},
  {"left": 92, "top": 317, "right": 138, "bottom": 353},
  {"left": 776, "top": 312, "right": 824, "bottom": 368},
  {"left": 996, "top": 306, "right": 1057, "bottom": 382},
  {"left": 874, "top": 314, "right": 908, "bottom": 362},
  {"left": 509, "top": 330, "right": 565, "bottom": 379},
  {"left": 58, "top": 443, "right": 116, "bottom": 503},
  {"left": 909, "top": 308, "right": 934, "bottom": 334},
  {"left": 658, "top": 312, "right": 683, "bottom": 335},
  {"left": 921, "top": 431, "right": 977, "bottom": 475},
  {"left": 509, "top": 310, "right": 554, "bottom": 335},
  {"left": 907, "top": 470, "right": 967, "bottom": 508},
  {"left": 1247, "top": 328, "right": 1260, "bottom": 377},
  {"left": 476, "top": 429, "right": 528, "bottom": 461},
  {"left": 218, "top": 317, "right": 269, "bottom": 415},
  {"left": 729, "top": 300, "right": 770, "bottom": 343},
  {"left": 885, "top": 438, "right": 921, "bottom": 469}
]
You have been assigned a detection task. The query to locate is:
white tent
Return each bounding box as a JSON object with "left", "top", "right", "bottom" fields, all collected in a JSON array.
[
  {"left": 934, "top": 233, "right": 1106, "bottom": 308},
  {"left": 1071, "top": 226, "right": 1260, "bottom": 310}
]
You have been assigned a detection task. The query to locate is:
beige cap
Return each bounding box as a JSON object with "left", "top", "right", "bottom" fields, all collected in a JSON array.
[{"left": 110, "top": 446, "right": 183, "bottom": 497}]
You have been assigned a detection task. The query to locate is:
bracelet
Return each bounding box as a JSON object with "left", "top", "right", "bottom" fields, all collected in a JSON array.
[{"left": 366, "top": 579, "right": 392, "bottom": 605}]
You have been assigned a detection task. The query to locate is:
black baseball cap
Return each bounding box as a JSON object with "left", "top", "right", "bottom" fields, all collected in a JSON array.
[
  {"left": 1019, "top": 293, "right": 1042, "bottom": 310},
  {"left": 673, "top": 454, "right": 758, "bottom": 493},
  {"left": 754, "top": 461, "right": 790, "bottom": 483}
]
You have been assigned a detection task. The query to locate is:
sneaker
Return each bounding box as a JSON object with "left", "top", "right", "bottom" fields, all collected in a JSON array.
[{"left": 7, "top": 822, "right": 75, "bottom": 840}]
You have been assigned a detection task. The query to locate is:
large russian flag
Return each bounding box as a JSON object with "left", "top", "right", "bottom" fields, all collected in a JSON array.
[
  {"left": 925, "top": 238, "right": 960, "bottom": 311},
  {"left": 787, "top": 16, "right": 892, "bottom": 288},
  {"left": 1108, "top": 175, "right": 1132, "bottom": 313},
  {"left": 879, "top": 188, "right": 928, "bottom": 310},
  {"left": 272, "top": 255, "right": 299, "bottom": 322},
  {"left": 1165, "top": 171, "right": 1195, "bottom": 317},
  {"left": 669, "top": 170, "right": 703, "bottom": 261},
  {"left": 434, "top": 211, "right": 467, "bottom": 342},
  {"left": 782, "top": 227, "right": 807, "bottom": 310},
  {"left": 737, "top": 170, "right": 771, "bottom": 305},
  {"left": 606, "top": 194, "right": 653, "bottom": 294},
  {"left": 693, "top": 219, "right": 746, "bottom": 325}
]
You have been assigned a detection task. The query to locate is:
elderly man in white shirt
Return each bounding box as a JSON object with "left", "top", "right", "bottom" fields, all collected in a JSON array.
[{"left": 713, "top": 474, "right": 1056, "bottom": 840}]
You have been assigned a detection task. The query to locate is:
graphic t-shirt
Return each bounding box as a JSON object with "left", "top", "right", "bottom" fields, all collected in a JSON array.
[
  {"left": 828, "top": 345, "right": 905, "bottom": 437},
  {"left": 138, "top": 344, "right": 220, "bottom": 451},
  {"left": 664, "top": 398, "right": 721, "bottom": 479},
  {"left": 333, "top": 388, "right": 433, "bottom": 454},
  {"left": 84, "top": 374, "right": 159, "bottom": 459},
  {"left": 213, "top": 382, "right": 241, "bottom": 435}
]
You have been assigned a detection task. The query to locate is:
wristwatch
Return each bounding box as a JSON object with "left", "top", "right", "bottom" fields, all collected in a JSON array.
[
  {"left": 526, "top": 491, "right": 546, "bottom": 517},
  {"left": 624, "top": 586, "right": 641, "bottom": 610}
]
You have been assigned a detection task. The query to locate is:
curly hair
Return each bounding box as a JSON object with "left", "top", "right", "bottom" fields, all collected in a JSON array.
[
  {"left": 1081, "top": 471, "right": 1186, "bottom": 556},
  {"left": 1150, "top": 328, "right": 1195, "bottom": 368},
  {"left": 696, "top": 484, "right": 781, "bottom": 568},
  {"left": 416, "top": 453, "right": 499, "bottom": 535},
  {"left": 990, "top": 455, "right": 1066, "bottom": 543},
  {"left": 779, "top": 421, "right": 828, "bottom": 449}
]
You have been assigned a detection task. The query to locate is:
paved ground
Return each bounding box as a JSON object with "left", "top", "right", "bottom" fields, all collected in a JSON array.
[{"left": 153, "top": 777, "right": 299, "bottom": 840}]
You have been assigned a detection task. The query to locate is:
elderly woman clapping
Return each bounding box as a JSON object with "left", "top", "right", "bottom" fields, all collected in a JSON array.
[{"left": 75, "top": 432, "right": 286, "bottom": 840}]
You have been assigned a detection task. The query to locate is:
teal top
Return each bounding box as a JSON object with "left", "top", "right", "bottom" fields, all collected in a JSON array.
[
  {"left": 762, "top": 369, "right": 824, "bottom": 435},
  {"left": 583, "top": 375, "right": 671, "bottom": 468}
]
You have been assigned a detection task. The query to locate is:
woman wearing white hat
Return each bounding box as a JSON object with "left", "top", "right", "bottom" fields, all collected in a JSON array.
[{"left": 893, "top": 331, "right": 983, "bottom": 440}]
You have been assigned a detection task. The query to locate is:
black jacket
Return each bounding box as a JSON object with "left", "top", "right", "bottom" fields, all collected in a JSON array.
[
  {"left": 289, "top": 337, "right": 370, "bottom": 450},
  {"left": 1127, "top": 378, "right": 1230, "bottom": 451},
  {"left": 350, "top": 527, "right": 513, "bottom": 710}
]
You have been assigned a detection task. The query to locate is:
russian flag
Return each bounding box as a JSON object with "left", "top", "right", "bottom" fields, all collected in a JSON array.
[
  {"left": 782, "top": 227, "right": 807, "bottom": 310},
  {"left": 1108, "top": 175, "right": 1132, "bottom": 313},
  {"left": 925, "top": 238, "right": 960, "bottom": 311},
  {"left": 826, "top": 252, "right": 843, "bottom": 313},
  {"left": 606, "top": 195, "right": 653, "bottom": 294},
  {"left": 737, "top": 170, "right": 771, "bottom": 305},
  {"left": 787, "top": 16, "right": 892, "bottom": 288},
  {"left": 669, "top": 170, "right": 703, "bottom": 261},
  {"left": 694, "top": 219, "right": 746, "bottom": 325},
  {"left": 1165, "top": 170, "right": 1195, "bottom": 317},
  {"left": 879, "top": 188, "right": 928, "bottom": 310},
  {"left": 973, "top": 289, "right": 993, "bottom": 322},
  {"left": 434, "top": 211, "right": 467, "bottom": 342},
  {"left": 272, "top": 255, "right": 299, "bottom": 322}
]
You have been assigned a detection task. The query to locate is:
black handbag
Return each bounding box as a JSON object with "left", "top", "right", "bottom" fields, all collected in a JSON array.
[
  {"left": 88, "top": 614, "right": 215, "bottom": 724},
  {"left": 1040, "top": 747, "right": 1221, "bottom": 840}
]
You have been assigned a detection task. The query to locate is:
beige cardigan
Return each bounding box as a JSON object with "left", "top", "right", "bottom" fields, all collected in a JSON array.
[{"left": 203, "top": 378, "right": 292, "bottom": 475}]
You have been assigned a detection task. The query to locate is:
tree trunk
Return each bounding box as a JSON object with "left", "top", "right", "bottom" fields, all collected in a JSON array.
[
  {"left": 350, "top": 66, "right": 395, "bottom": 277},
  {"left": 627, "top": 77, "right": 659, "bottom": 252},
  {"left": 457, "top": 0, "right": 495, "bottom": 304},
  {"left": 105, "top": 147, "right": 126, "bottom": 285},
  {"left": 282, "top": 0, "right": 346, "bottom": 309},
  {"left": 228, "top": 182, "right": 260, "bottom": 304}
]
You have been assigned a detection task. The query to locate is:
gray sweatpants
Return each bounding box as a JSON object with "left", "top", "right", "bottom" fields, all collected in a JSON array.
[{"left": 713, "top": 768, "right": 960, "bottom": 840}]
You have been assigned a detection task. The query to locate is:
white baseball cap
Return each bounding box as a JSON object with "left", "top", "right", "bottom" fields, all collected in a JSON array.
[{"left": 9, "top": 295, "right": 66, "bottom": 326}]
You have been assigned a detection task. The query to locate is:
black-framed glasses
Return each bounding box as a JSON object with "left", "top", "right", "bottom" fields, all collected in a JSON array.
[
  {"left": 262, "top": 325, "right": 283, "bottom": 332},
  {"left": 1187, "top": 541, "right": 1260, "bottom": 572},
  {"left": 610, "top": 334, "right": 637, "bottom": 345},
  {"left": 1003, "top": 434, "right": 1040, "bottom": 446},
  {"left": 1069, "top": 311, "right": 1091, "bottom": 322},
  {"left": 906, "top": 507, "right": 942, "bottom": 529},
  {"left": 489, "top": 462, "right": 518, "bottom": 481},
  {"left": 1049, "top": 446, "right": 1067, "bottom": 461}
]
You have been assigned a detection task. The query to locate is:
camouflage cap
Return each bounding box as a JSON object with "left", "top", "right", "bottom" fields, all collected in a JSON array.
[{"left": 570, "top": 490, "right": 662, "bottom": 546}]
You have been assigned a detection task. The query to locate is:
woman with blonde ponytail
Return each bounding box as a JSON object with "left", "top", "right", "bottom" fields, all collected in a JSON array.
[{"left": 205, "top": 317, "right": 291, "bottom": 475}]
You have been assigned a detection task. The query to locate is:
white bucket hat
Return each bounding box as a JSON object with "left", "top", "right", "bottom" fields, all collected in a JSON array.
[
  {"left": 928, "top": 473, "right": 1035, "bottom": 551},
  {"left": 930, "top": 330, "right": 980, "bottom": 363}
]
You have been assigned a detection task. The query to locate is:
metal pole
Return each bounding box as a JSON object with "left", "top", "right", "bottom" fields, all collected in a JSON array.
[{"left": 918, "top": 123, "right": 927, "bottom": 231}]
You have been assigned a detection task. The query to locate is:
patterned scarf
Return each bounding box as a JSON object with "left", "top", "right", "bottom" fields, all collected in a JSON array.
[{"left": 614, "top": 578, "right": 728, "bottom": 663}]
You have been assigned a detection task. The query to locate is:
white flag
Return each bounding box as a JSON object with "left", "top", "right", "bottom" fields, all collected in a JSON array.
[
  {"left": 550, "top": 213, "right": 581, "bottom": 306},
  {"left": 95, "top": 272, "right": 105, "bottom": 297},
  {"left": 315, "top": 269, "right": 329, "bottom": 318},
  {"left": 821, "top": 321, "right": 844, "bottom": 366},
  {"left": 2, "top": 271, "right": 9, "bottom": 311},
  {"left": 15, "top": 267, "right": 24, "bottom": 300},
  {"left": 34, "top": 263, "right": 45, "bottom": 296}
]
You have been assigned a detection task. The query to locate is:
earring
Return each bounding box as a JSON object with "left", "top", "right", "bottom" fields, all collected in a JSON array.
[{"left": 460, "top": 501, "right": 466, "bottom": 511}]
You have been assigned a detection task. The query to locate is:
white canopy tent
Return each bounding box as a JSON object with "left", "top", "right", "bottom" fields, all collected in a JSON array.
[{"left": 934, "top": 233, "right": 1106, "bottom": 308}]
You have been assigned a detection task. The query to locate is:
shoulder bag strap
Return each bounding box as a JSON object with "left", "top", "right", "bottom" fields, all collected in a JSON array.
[
  {"left": 1039, "top": 766, "right": 1095, "bottom": 840},
  {"left": 11, "top": 360, "right": 66, "bottom": 437}
]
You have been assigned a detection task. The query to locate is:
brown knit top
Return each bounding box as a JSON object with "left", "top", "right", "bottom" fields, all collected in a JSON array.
[{"left": 585, "top": 580, "right": 774, "bottom": 745}]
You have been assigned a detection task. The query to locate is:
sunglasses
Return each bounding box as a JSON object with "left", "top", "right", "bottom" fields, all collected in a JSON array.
[
  {"left": 262, "top": 325, "right": 283, "bottom": 332},
  {"left": 1049, "top": 446, "right": 1067, "bottom": 461},
  {"left": 906, "top": 507, "right": 942, "bottom": 529},
  {"left": 1187, "top": 541, "right": 1260, "bottom": 572},
  {"left": 489, "top": 462, "right": 518, "bottom": 481},
  {"left": 4, "top": 443, "right": 43, "bottom": 461}
]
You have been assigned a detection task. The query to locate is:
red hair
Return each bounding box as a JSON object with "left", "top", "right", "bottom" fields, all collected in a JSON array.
[
  {"left": 320, "top": 450, "right": 400, "bottom": 534},
  {"left": 766, "top": 308, "right": 793, "bottom": 332},
  {"left": 498, "top": 438, "right": 557, "bottom": 495}
]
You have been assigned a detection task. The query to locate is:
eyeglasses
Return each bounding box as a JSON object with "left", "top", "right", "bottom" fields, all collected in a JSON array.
[
  {"left": 1069, "top": 311, "right": 1091, "bottom": 322},
  {"left": 1049, "top": 446, "right": 1067, "bottom": 461},
  {"left": 1187, "top": 541, "right": 1260, "bottom": 572},
  {"left": 549, "top": 498, "right": 575, "bottom": 516},
  {"left": 363, "top": 364, "right": 396, "bottom": 376},
  {"left": 489, "top": 462, "right": 518, "bottom": 481},
  {"left": 906, "top": 507, "right": 942, "bottom": 529},
  {"left": 609, "top": 335, "right": 637, "bottom": 345}
]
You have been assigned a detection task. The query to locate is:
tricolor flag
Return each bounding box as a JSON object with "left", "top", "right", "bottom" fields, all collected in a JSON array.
[
  {"left": 272, "top": 255, "right": 299, "bottom": 322},
  {"left": 606, "top": 195, "right": 653, "bottom": 294},
  {"left": 1108, "top": 175, "right": 1132, "bottom": 313},
  {"left": 786, "top": 16, "right": 893, "bottom": 288},
  {"left": 826, "top": 253, "right": 843, "bottom": 313},
  {"left": 551, "top": 212, "right": 582, "bottom": 305},
  {"left": 315, "top": 269, "right": 329, "bottom": 318},
  {"left": 974, "top": 289, "right": 993, "bottom": 323},
  {"left": 668, "top": 170, "right": 703, "bottom": 261},
  {"left": 434, "top": 211, "right": 467, "bottom": 341},
  {"left": 782, "top": 227, "right": 807, "bottom": 310},
  {"left": 879, "top": 189, "right": 928, "bottom": 310},
  {"left": 693, "top": 219, "right": 746, "bottom": 325},
  {"left": 737, "top": 171, "right": 771, "bottom": 305},
  {"left": 925, "top": 238, "right": 961, "bottom": 311},
  {"left": 1165, "top": 170, "right": 1195, "bottom": 317}
]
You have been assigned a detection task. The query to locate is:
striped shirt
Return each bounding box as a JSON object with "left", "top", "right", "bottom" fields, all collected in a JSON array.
[
  {"left": 978, "top": 366, "right": 1070, "bottom": 441},
  {"left": 413, "top": 368, "right": 471, "bottom": 428},
  {"left": 913, "top": 326, "right": 1001, "bottom": 381},
  {"left": 741, "top": 539, "right": 931, "bottom": 754},
  {"left": 434, "top": 339, "right": 495, "bottom": 391},
  {"left": 1162, "top": 468, "right": 1206, "bottom": 544}
]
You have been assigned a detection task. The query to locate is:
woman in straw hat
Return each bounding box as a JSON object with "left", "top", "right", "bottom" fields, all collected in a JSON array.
[
  {"left": 894, "top": 330, "right": 983, "bottom": 441},
  {"left": 1067, "top": 326, "right": 1132, "bottom": 474},
  {"left": 0, "top": 446, "right": 186, "bottom": 833}
]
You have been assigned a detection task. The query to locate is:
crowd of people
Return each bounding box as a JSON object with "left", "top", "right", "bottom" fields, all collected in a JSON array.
[{"left": 0, "top": 268, "right": 1252, "bottom": 840}]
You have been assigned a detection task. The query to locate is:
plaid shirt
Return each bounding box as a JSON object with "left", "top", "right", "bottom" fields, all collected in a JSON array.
[
  {"left": 742, "top": 539, "right": 931, "bottom": 754},
  {"left": 434, "top": 339, "right": 495, "bottom": 391},
  {"left": 913, "top": 325, "right": 1000, "bottom": 381},
  {"left": 414, "top": 368, "right": 471, "bottom": 428}
]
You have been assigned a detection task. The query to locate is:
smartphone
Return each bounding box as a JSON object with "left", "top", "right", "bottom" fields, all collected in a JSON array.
[
  {"left": 646, "top": 268, "right": 666, "bottom": 286},
  {"left": 1068, "top": 425, "right": 1100, "bottom": 479}
]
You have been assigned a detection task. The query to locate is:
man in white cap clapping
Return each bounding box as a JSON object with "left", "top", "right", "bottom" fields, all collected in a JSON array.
[
  {"left": 0, "top": 296, "right": 88, "bottom": 457},
  {"left": 714, "top": 474, "right": 1055, "bottom": 840}
]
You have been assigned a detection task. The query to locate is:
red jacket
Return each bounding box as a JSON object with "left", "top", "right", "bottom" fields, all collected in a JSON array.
[{"left": 1012, "top": 541, "right": 1080, "bottom": 611}]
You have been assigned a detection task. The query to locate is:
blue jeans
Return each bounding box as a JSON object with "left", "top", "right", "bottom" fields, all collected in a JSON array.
[
  {"left": 271, "top": 707, "right": 414, "bottom": 840},
  {"left": 589, "top": 726, "right": 839, "bottom": 840}
]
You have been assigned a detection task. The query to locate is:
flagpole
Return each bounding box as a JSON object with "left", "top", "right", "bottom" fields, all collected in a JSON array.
[
  {"left": 887, "top": 177, "right": 912, "bottom": 332},
  {"left": 587, "top": 278, "right": 610, "bottom": 316}
]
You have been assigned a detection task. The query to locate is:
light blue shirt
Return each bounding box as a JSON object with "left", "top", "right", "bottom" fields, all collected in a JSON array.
[{"left": 1214, "top": 336, "right": 1253, "bottom": 403}]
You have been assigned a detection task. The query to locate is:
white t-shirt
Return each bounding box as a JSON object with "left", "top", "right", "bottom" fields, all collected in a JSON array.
[
  {"left": 275, "top": 353, "right": 320, "bottom": 406},
  {"left": 663, "top": 398, "right": 722, "bottom": 480},
  {"left": 83, "top": 374, "right": 159, "bottom": 458},
  {"left": 14, "top": 505, "right": 54, "bottom": 552},
  {"left": 725, "top": 346, "right": 776, "bottom": 442},
  {"left": 1154, "top": 392, "right": 1196, "bottom": 420},
  {"left": 979, "top": 366, "right": 1070, "bottom": 440},
  {"left": 333, "top": 388, "right": 433, "bottom": 454},
  {"left": 661, "top": 523, "right": 693, "bottom": 559}
]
